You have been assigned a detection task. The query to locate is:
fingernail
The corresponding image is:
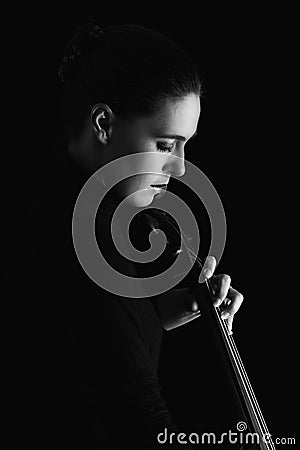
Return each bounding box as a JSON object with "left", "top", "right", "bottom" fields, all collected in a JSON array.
[
  {"left": 203, "top": 268, "right": 212, "bottom": 278},
  {"left": 221, "top": 311, "right": 230, "bottom": 319}
]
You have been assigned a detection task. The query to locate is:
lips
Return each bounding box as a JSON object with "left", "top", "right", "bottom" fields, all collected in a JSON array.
[
  {"left": 150, "top": 184, "right": 167, "bottom": 190},
  {"left": 150, "top": 181, "right": 168, "bottom": 187}
]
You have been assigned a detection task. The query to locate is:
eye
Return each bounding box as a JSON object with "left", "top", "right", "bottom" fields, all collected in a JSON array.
[{"left": 157, "top": 142, "right": 176, "bottom": 153}]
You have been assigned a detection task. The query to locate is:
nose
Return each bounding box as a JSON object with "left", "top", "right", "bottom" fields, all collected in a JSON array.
[{"left": 162, "top": 151, "right": 186, "bottom": 178}]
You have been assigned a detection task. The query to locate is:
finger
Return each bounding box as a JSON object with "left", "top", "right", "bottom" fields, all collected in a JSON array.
[
  {"left": 210, "top": 274, "right": 229, "bottom": 307},
  {"left": 198, "top": 255, "right": 216, "bottom": 282},
  {"left": 203, "top": 255, "right": 216, "bottom": 278},
  {"left": 214, "top": 274, "right": 231, "bottom": 304},
  {"left": 226, "top": 315, "right": 234, "bottom": 335},
  {"left": 221, "top": 287, "right": 244, "bottom": 318}
]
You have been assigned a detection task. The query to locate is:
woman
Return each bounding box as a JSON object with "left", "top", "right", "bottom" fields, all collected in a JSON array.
[{"left": 5, "top": 23, "right": 244, "bottom": 448}]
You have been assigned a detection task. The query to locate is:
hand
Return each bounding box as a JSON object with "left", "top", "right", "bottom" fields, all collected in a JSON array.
[{"left": 198, "top": 255, "right": 244, "bottom": 334}]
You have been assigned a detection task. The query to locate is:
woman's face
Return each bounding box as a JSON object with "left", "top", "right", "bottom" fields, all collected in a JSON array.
[{"left": 105, "top": 93, "right": 200, "bottom": 207}]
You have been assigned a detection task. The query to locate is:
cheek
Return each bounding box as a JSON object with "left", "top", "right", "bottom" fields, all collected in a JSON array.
[
  {"left": 114, "top": 129, "right": 151, "bottom": 156},
  {"left": 124, "top": 154, "right": 161, "bottom": 187},
  {"left": 120, "top": 178, "right": 154, "bottom": 207},
  {"left": 116, "top": 175, "right": 150, "bottom": 198},
  {"left": 127, "top": 175, "right": 151, "bottom": 192},
  {"left": 138, "top": 152, "right": 166, "bottom": 176}
]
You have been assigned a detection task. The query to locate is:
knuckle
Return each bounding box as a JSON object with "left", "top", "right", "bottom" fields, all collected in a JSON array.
[
  {"left": 222, "top": 274, "right": 231, "bottom": 285},
  {"left": 231, "top": 304, "right": 239, "bottom": 313},
  {"left": 231, "top": 295, "right": 243, "bottom": 313},
  {"left": 237, "top": 292, "right": 244, "bottom": 303}
]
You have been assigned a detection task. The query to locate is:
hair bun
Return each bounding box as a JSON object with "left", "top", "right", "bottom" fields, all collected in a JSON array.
[
  {"left": 72, "top": 23, "right": 104, "bottom": 55},
  {"left": 58, "top": 22, "right": 104, "bottom": 86}
]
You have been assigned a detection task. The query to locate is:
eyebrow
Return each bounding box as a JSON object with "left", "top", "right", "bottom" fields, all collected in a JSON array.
[{"left": 156, "top": 131, "right": 198, "bottom": 142}]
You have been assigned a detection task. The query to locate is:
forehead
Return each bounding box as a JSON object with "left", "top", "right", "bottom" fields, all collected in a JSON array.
[
  {"left": 150, "top": 94, "right": 201, "bottom": 137},
  {"left": 155, "top": 94, "right": 200, "bottom": 125},
  {"left": 120, "top": 94, "right": 200, "bottom": 138},
  {"left": 113, "top": 94, "right": 201, "bottom": 144}
]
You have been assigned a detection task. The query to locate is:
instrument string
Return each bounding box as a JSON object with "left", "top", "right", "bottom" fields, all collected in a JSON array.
[{"left": 151, "top": 210, "right": 276, "bottom": 449}]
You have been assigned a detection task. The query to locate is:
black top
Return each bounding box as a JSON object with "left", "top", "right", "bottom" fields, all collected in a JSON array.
[{"left": 3, "top": 149, "right": 194, "bottom": 449}]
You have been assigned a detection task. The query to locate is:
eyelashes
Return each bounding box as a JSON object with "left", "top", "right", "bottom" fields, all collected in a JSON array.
[{"left": 156, "top": 142, "right": 176, "bottom": 153}]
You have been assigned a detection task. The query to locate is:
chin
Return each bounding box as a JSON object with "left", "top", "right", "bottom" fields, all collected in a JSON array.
[{"left": 124, "top": 190, "right": 155, "bottom": 208}]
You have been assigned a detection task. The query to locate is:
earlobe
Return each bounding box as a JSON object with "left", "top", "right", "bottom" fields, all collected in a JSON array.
[
  {"left": 97, "top": 127, "right": 108, "bottom": 143},
  {"left": 91, "top": 103, "right": 114, "bottom": 144}
]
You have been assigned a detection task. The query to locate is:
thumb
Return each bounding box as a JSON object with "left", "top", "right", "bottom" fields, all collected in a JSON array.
[{"left": 198, "top": 255, "right": 217, "bottom": 283}]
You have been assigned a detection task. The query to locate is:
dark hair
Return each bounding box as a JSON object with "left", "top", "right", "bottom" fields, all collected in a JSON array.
[{"left": 58, "top": 23, "right": 202, "bottom": 141}]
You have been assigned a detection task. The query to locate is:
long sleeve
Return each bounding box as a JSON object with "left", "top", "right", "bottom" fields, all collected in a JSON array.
[
  {"left": 3, "top": 152, "right": 194, "bottom": 448},
  {"left": 72, "top": 293, "right": 191, "bottom": 449},
  {"left": 84, "top": 192, "right": 193, "bottom": 447}
]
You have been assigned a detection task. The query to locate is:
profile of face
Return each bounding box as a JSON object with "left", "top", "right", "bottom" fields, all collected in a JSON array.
[{"left": 99, "top": 93, "right": 200, "bottom": 207}]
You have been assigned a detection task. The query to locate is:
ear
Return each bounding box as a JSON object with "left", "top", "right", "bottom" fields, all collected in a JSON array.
[{"left": 91, "top": 103, "right": 115, "bottom": 144}]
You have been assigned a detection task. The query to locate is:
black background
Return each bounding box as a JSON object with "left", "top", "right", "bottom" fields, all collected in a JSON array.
[{"left": 2, "top": 5, "right": 297, "bottom": 447}]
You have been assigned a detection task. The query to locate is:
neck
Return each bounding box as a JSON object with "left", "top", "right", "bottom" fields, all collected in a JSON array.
[{"left": 68, "top": 128, "right": 102, "bottom": 174}]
